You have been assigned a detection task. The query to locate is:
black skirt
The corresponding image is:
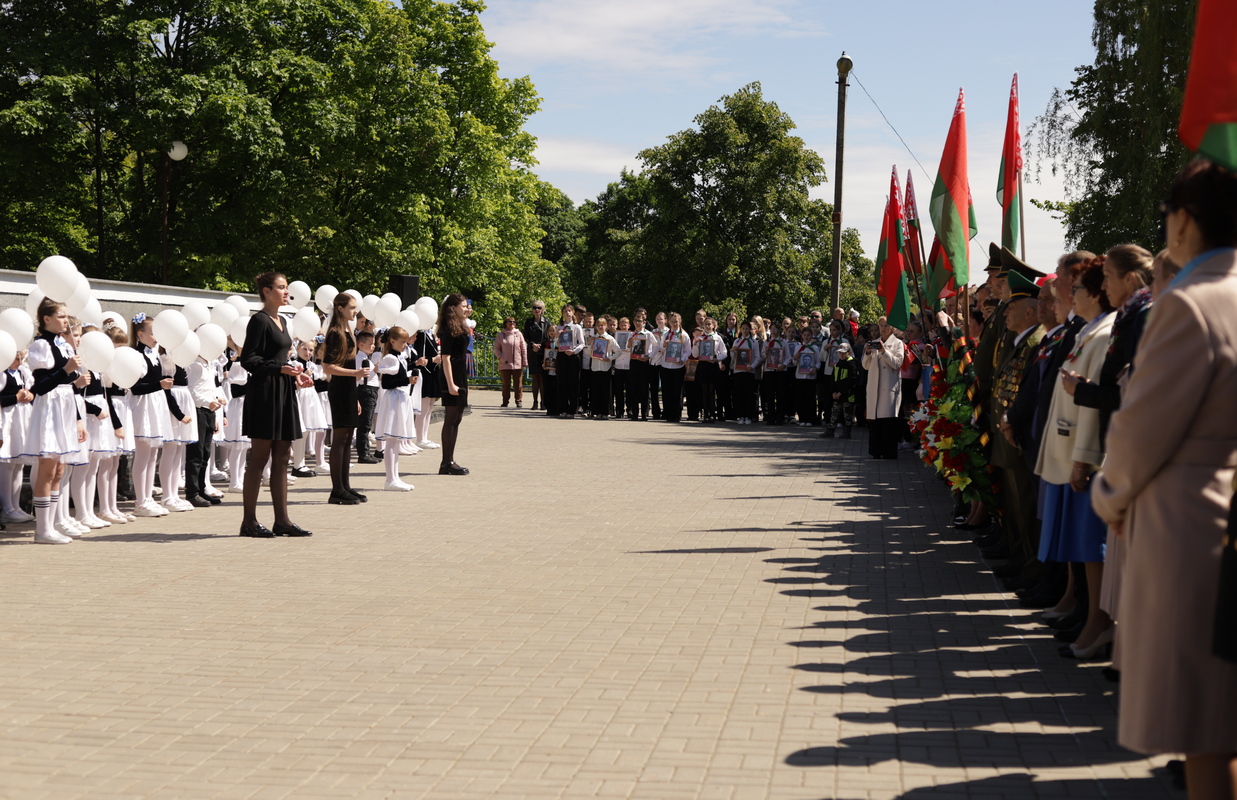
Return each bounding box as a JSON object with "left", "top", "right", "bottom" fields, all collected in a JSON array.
[{"left": 327, "top": 376, "right": 359, "bottom": 427}]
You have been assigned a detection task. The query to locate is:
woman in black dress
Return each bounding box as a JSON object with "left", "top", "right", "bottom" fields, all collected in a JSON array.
[
  {"left": 322, "top": 292, "right": 371, "bottom": 504},
  {"left": 437, "top": 294, "right": 470, "bottom": 475},
  {"left": 240, "top": 272, "right": 314, "bottom": 537}
]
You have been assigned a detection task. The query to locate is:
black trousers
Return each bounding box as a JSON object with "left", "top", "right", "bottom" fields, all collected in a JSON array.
[
  {"left": 186, "top": 407, "right": 215, "bottom": 498},
  {"left": 612, "top": 369, "right": 628, "bottom": 417},
  {"left": 648, "top": 362, "right": 662, "bottom": 418},
  {"left": 715, "top": 368, "right": 733, "bottom": 419},
  {"left": 817, "top": 373, "right": 835, "bottom": 429},
  {"left": 794, "top": 378, "right": 817, "bottom": 424},
  {"left": 733, "top": 373, "right": 757, "bottom": 419},
  {"left": 697, "top": 361, "right": 719, "bottom": 420},
  {"left": 628, "top": 360, "right": 651, "bottom": 418},
  {"left": 589, "top": 369, "right": 613, "bottom": 417},
  {"left": 578, "top": 357, "right": 591, "bottom": 413},
  {"left": 660, "top": 366, "right": 685, "bottom": 421},
  {"left": 685, "top": 364, "right": 701, "bottom": 420},
  {"left": 356, "top": 385, "right": 379, "bottom": 457},
  {"left": 542, "top": 373, "right": 559, "bottom": 416},
  {"left": 557, "top": 353, "right": 581, "bottom": 415},
  {"left": 868, "top": 417, "right": 901, "bottom": 459}
]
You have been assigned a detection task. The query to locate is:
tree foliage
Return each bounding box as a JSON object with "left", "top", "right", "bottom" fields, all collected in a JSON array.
[
  {"left": 0, "top": 0, "right": 561, "bottom": 329},
  {"left": 561, "top": 83, "right": 877, "bottom": 322},
  {"left": 1026, "top": 0, "right": 1197, "bottom": 252}
]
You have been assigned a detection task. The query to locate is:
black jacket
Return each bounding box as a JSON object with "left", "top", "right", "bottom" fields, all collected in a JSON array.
[{"left": 1007, "top": 315, "right": 1086, "bottom": 472}]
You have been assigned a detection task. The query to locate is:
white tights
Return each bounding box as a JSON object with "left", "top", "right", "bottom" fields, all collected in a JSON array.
[
  {"left": 291, "top": 436, "right": 307, "bottom": 469},
  {"left": 383, "top": 444, "right": 400, "bottom": 483},
  {"left": 0, "top": 462, "right": 22, "bottom": 514},
  {"left": 228, "top": 443, "right": 248, "bottom": 490},
  {"left": 416, "top": 397, "right": 434, "bottom": 443},
  {"left": 159, "top": 442, "right": 185, "bottom": 503},
  {"left": 97, "top": 455, "right": 121, "bottom": 517},
  {"left": 70, "top": 456, "right": 101, "bottom": 523},
  {"left": 134, "top": 439, "right": 160, "bottom": 507},
  {"left": 311, "top": 430, "right": 327, "bottom": 468}
]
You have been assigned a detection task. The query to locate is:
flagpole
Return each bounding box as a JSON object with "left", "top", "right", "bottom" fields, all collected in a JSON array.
[{"left": 1018, "top": 170, "right": 1028, "bottom": 262}]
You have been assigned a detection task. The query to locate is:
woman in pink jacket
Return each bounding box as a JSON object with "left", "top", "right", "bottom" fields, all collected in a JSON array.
[{"left": 493, "top": 316, "right": 528, "bottom": 408}]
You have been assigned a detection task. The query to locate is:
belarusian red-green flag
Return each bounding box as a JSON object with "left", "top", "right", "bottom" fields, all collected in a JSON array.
[
  {"left": 997, "top": 74, "right": 1022, "bottom": 252},
  {"left": 903, "top": 171, "right": 924, "bottom": 275},
  {"left": 874, "top": 167, "right": 911, "bottom": 330},
  {"left": 929, "top": 89, "right": 977, "bottom": 299},
  {"left": 1179, "top": 0, "right": 1237, "bottom": 170}
]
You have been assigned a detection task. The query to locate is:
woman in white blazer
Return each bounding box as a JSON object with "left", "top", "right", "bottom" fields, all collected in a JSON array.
[
  {"left": 1035, "top": 257, "right": 1116, "bottom": 659},
  {"left": 862, "top": 317, "right": 904, "bottom": 459}
]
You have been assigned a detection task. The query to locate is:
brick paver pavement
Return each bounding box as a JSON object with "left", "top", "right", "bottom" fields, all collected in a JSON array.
[{"left": 0, "top": 393, "right": 1180, "bottom": 799}]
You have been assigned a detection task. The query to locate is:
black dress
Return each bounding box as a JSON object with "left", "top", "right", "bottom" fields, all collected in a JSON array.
[
  {"left": 438, "top": 329, "right": 469, "bottom": 407},
  {"left": 241, "top": 312, "right": 302, "bottom": 441},
  {"left": 415, "top": 329, "right": 441, "bottom": 399},
  {"left": 324, "top": 327, "right": 360, "bottom": 427}
]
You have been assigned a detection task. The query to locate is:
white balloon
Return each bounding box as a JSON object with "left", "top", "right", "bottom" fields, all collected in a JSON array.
[
  {"left": 210, "top": 301, "right": 240, "bottom": 330},
  {"left": 35, "top": 256, "right": 78, "bottom": 301},
  {"left": 345, "top": 289, "right": 362, "bottom": 303},
  {"left": 0, "top": 330, "right": 15, "bottom": 370},
  {"left": 373, "top": 295, "right": 400, "bottom": 328},
  {"left": 78, "top": 330, "right": 115, "bottom": 372},
  {"left": 170, "top": 329, "right": 200, "bottom": 368},
  {"left": 107, "top": 346, "right": 147, "bottom": 389},
  {"left": 396, "top": 308, "right": 422, "bottom": 334},
  {"left": 25, "top": 287, "right": 46, "bottom": 323},
  {"left": 0, "top": 307, "right": 34, "bottom": 347},
  {"left": 292, "top": 307, "right": 321, "bottom": 342},
  {"left": 101, "top": 310, "right": 126, "bottom": 330},
  {"left": 287, "top": 280, "right": 312, "bottom": 310},
  {"left": 196, "top": 323, "right": 227, "bottom": 361},
  {"left": 466, "top": 318, "right": 477, "bottom": 329},
  {"left": 225, "top": 295, "right": 250, "bottom": 315},
  {"left": 230, "top": 315, "right": 250, "bottom": 348},
  {"left": 182, "top": 300, "right": 210, "bottom": 330},
  {"left": 361, "top": 294, "right": 381, "bottom": 320},
  {"left": 380, "top": 292, "right": 401, "bottom": 308},
  {"left": 414, "top": 296, "right": 438, "bottom": 325},
  {"left": 153, "top": 309, "right": 189, "bottom": 350},
  {"left": 79, "top": 297, "right": 103, "bottom": 327},
  {"left": 315, "top": 285, "right": 338, "bottom": 314},
  {"left": 65, "top": 274, "right": 92, "bottom": 315}
]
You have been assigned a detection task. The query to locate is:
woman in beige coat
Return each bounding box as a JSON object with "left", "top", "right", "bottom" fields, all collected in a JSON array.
[
  {"left": 862, "top": 316, "right": 904, "bottom": 460},
  {"left": 1092, "top": 159, "right": 1237, "bottom": 799}
]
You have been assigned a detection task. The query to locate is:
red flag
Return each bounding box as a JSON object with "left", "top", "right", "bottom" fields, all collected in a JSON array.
[
  {"left": 874, "top": 167, "right": 911, "bottom": 329},
  {"left": 903, "top": 171, "right": 924, "bottom": 275},
  {"left": 997, "top": 74, "right": 1022, "bottom": 251},
  {"left": 1179, "top": 0, "right": 1237, "bottom": 170},
  {"left": 929, "top": 89, "right": 977, "bottom": 298}
]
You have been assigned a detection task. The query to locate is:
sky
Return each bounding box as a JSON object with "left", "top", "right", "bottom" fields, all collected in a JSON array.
[{"left": 479, "top": 0, "right": 1098, "bottom": 282}]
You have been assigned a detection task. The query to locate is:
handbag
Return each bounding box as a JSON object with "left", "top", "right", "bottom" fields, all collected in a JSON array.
[{"left": 1214, "top": 491, "right": 1237, "bottom": 664}]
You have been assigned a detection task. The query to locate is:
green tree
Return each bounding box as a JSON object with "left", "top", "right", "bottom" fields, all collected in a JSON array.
[
  {"left": 0, "top": 0, "right": 560, "bottom": 330},
  {"left": 1027, "top": 0, "right": 1197, "bottom": 252},
  {"left": 562, "top": 83, "right": 876, "bottom": 321}
]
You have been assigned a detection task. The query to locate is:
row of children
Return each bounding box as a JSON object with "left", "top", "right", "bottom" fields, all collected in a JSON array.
[
  {"left": 530, "top": 305, "right": 863, "bottom": 435},
  {"left": 8, "top": 296, "right": 441, "bottom": 544}
]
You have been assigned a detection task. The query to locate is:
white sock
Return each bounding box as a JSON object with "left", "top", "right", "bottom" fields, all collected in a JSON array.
[
  {"left": 384, "top": 446, "right": 399, "bottom": 483},
  {"left": 33, "top": 496, "right": 51, "bottom": 537}
]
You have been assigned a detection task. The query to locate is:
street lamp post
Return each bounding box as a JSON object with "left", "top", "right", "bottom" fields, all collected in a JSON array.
[
  {"left": 160, "top": 140, "right": 188, "bottom": 284},
  {"left": 829, "top": 53, "right": 853, "bottom": 312}
]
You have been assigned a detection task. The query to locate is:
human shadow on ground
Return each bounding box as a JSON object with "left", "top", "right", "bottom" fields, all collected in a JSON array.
[{"left": 765, "top": 459, "right": 1171, "bottom": 797}]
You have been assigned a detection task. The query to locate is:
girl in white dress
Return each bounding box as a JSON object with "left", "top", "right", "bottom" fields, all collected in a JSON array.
[
  {"left": 128, "top": 313, "right": 172, "bottom": 517},
  {"left": 222, "top": 348, "right": 250, "bottom": 493},
  {"left": 96, "top": 323, "right": 135, "bottom": 524},
  {"left": 290, "top": 340, "right": 329, "bottom": 475},
  {"left": 159, "top": 356, "right": 197, "bottom": 512},
  {"left": 374, "top": 326, "right": 420, "bottom": 491},
  {"left": 0, "top": 350, "right": 35, "bottom": 523},
  {"left": 25, "top": 299, "right": 88, "bottom": 544}
]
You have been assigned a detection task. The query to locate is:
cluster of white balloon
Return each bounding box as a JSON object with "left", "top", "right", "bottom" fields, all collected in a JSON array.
[
  {"left": 286, "top": 281, "right": 442, "bottom": 344},
  {"left": 10, "top": 256, "right": 447, "bottom": 394}
]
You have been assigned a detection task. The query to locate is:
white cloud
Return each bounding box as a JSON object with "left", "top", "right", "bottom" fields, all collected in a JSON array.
[
  {"left": 533, "top": 136, "right": 641, "bottom": 176},
  {"left": 485, "top": 0, "right": 820, "bottom": 78}
]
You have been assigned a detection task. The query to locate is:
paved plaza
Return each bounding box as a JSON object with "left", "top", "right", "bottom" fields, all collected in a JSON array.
[{"left": 0, "top": 392, "right": 1180, "bottom": 799}]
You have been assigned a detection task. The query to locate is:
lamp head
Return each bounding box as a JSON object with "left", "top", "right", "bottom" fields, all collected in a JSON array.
[
  {"left": 837, "top": 52, "right": 853, "bottom": 77},
  {"left": 168, "top": 140, "right": 188, "bottom": 161}
]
